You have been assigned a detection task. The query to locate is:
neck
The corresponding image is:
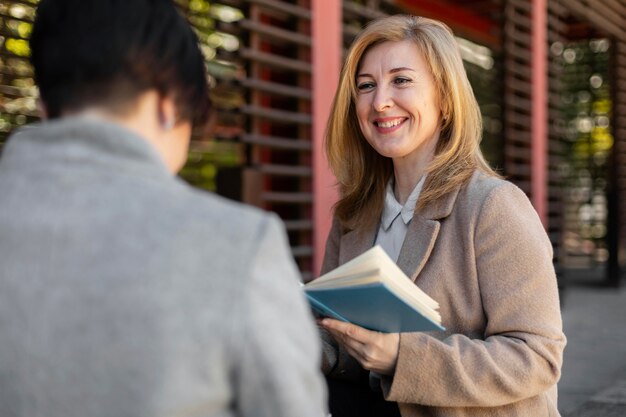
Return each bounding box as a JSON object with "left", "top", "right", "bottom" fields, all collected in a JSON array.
[
  {"left": 69, "top": 92, "right": 161, "bottom": 147},
  {"left": 392, "top": 140, "right": 437, "bottom": 205},
  {"left": 393, "top": 167, "right": 424, "bottom": 205},
  {"left": 59, "top": 91, "right": 186, "bottom": 174}
]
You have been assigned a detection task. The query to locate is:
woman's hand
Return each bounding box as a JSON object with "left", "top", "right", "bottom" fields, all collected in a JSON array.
[{"left": 319, "top": 318, "right": 400, "bottom": 375}]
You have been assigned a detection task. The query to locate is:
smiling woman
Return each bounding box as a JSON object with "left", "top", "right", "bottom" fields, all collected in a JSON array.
[
  {"left": 355, "top": 39, "right": 441, "bottom": 204},
  {"left": 319, "top": 14, "right": 566, "bottom": 417},
  {"left": 326, "top": 16, "right": 490, "bottom": 234}
]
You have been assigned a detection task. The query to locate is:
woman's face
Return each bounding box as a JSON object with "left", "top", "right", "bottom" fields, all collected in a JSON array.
[{"left": 355, "top": 40, "right": 442, "bottom": 166}]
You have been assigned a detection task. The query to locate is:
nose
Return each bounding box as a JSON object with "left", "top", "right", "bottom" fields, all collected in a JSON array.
[{"left": 372, "top": 85, "right": 393, "bottom": 112}]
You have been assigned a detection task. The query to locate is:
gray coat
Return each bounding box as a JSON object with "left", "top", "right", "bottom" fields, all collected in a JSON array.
[{"left": 0, "top": 117, "right": 327, "bottom": 417}]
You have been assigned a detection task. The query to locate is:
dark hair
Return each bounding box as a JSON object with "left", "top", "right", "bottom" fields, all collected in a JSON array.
[{"left": 30, "top": 0, "right": 211, "bottom": 128}]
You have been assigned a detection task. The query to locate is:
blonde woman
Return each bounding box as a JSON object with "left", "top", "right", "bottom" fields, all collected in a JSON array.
[{"left": 319, "top": 14, "right": 566, "bottom": 417}]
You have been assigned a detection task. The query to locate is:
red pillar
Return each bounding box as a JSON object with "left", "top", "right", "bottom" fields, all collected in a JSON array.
[
  {"left": 531, "top": 0, "right": 548, "bottom": 227},
  {"left": 312, "top": 0, "right": 341, "bottom": 276}
]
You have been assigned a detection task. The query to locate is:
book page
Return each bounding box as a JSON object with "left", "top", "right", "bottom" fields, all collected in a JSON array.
[{"left": 306, "top": 245, "right": 440, "bottom": 318}]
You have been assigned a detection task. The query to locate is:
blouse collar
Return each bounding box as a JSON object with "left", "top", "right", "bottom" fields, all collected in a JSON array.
[{"left": 380, "top": 175, "right": 426, "bottom": 230}]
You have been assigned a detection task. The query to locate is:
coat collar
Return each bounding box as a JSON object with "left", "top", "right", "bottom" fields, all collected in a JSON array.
[
  {"left": 339, "top": 183, "right": 462, "bottom": 282},
  {"left": 3, "top": 116, "right": 173, "bottom": 181}
]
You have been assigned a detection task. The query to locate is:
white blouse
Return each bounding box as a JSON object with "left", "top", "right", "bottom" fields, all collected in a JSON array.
[{"left": 375, "top": 176, "right": 426, "bottom": 262}]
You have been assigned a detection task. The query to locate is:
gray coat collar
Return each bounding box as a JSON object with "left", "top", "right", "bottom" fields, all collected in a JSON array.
[{"left": 2, "top": 116, "right": 173, "bottom": 181}]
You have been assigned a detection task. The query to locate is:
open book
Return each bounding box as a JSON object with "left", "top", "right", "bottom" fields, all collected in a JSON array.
[{"left": 304, "top": 245, "right": 444, "bottom": 333}]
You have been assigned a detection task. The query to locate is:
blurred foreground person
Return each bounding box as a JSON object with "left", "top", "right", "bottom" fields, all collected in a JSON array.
[
  {"left": 318, "top": 15, "right": 566, "bottom": 417},
  {"left": 0, "top": 1, "right": 326, "bottom": 416}
]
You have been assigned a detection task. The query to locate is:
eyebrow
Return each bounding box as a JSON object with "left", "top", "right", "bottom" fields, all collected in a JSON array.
[{"left": 356, "top": 67, "right": 416, "bottom": 78}]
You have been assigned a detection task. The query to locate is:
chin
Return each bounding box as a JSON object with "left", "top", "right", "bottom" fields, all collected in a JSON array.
[{"left": 372, "top": 146, "right": 407, "bottom": 159}]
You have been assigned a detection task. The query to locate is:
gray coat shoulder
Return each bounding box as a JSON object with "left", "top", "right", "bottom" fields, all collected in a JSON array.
[{"left": 150, "top": 178, "right": 287, "bottom": 274}]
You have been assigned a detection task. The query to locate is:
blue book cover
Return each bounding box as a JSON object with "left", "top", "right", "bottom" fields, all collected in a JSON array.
[
  {"left": 304, "top": 245, "right": 444, "bottom": 333},
  {"left": 305, "top": 282, "right": 444, "bottom": 333}
]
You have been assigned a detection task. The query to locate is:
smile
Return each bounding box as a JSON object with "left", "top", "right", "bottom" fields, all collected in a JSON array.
[{"left": 374, "top": 118, "right": 406, "bottom": 131}]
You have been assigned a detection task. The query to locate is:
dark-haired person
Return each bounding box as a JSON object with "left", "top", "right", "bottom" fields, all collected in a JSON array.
[
  {"left": 318, "top": 15, "right": 566, "bottom": 417},
  {"left": 0, "top": 1, "right": 327, "bottom": 416}
]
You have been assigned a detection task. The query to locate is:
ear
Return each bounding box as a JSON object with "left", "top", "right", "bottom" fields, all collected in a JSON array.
[{"left": 157, "top": 95, "right": 177, "bottom": 131}]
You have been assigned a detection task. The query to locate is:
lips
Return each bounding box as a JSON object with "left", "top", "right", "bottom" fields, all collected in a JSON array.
[{"left": 374, "top": 117, "right": 406, "bottom": 131}]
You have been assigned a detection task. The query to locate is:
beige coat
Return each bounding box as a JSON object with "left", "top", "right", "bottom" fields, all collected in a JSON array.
[{"left": 321, "top": 170, "right": 566, "bottom": 417}]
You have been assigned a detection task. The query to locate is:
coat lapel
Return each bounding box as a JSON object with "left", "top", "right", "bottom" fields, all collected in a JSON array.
[
  {"left": 397, "top": 184, "right": 463, "bottom": 282},
  {"left": 336, "top": 178, "right": 465, "bottom": 280},
  {"left": 339, "top": 223, "right": 377, "bottom": 265},
  {"left": 397, "top": 216, "right": 440, "bottom": 282}
]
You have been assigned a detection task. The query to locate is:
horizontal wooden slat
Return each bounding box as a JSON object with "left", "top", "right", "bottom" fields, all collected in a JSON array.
[
  {"left": 507, "top": 0, "right": 532, "bottom": 14},
  {"left": 504, "top": 163, "right": 531, "bottom": 177},
  {"left": 0, "top": 107, "right": 37, "bottom": 117},
  {"left": 238, "top": 19, "right": 311, "bottom": 46},
  {"left": 547, "top": 16, "right": 568, "bottom": 33},
  {"left": 283, "top": 220, "right": 313, "bottom": 231},
  {"left": 504, "top": 96, "right": 532, "bottom": 113},
  {"left": 246, "top": 0, "right": 311, "bottom": 19},
  {"left": 503, "top": 110, "right": 531, "bottom": 126},
  {"left": 240, "top": 133, "right": 312, "bottom": 151},
  {"left": 0, "top": 85, "right": 27, "bottom": 96},
  {"left": 503, "top": 27, "right": 531, "bottom": 45},
  {"left": 239, "top": 78, "right": 312, "bottom": 100},
  {"left": 257, "top": 164, "right": 312, "bottom": 177},
  {"left": 342, "top": 1, "right": 387, "bottom": 19},
  {"left": 503, "top": 44, "right": 532, "bottom": 61},
  {"left": 262, "top": 192, "right": 313, "bottom": 204},
  {"left": 241, "top": 104, "right": 312, "bottom": 124},
  {"left": 240, "top": 48, "right": 311, "bottom": 73},
  {"left": 503, "top": 145, "right": 531, "bottom": 160},
  {"left": 0, "top": 14, "right": 33, "bottom": 28},
  {"left": 560, "top": 0, "right": 626, "bottom": 39},
  {"left": 342, "top": 25, "right": 361, "bottom": 41},
  {"left": 291, "top": 245, "right": 313, "bottom": 257},
  {"left": 506, "top": 63, "right": 532, "bottom": 80},
  {"left": 0, "top": 67, "right": 33, "bottom": 77},
  {"left": 602, "top": 0, "right": 626, "bottom": 16}
]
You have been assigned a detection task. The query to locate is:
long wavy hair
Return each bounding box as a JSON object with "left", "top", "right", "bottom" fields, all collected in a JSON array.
[{"left": 325, "top": 14, "right": 497, "bottom": 232}]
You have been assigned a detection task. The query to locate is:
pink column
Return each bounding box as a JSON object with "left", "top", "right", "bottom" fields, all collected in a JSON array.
[
  {"left": 531, "top": 0, "right": 548, "bottom": 227},
  {"left": 312, "top": 0, "right": 341, "bottom": 276}
]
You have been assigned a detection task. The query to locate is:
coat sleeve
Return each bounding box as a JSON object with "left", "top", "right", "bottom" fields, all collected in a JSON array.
[
  {"left": 320, "top": 216, "right": 342, "bottom": 275},
  {"left": 382, "top": 182, "right": 566, "bottom": 407},
  {"left": 233, "top": 214, "right": 328, "bottom": 417},
  {"left": 319, "top": 218, "right": 369, "bottom": 382}
]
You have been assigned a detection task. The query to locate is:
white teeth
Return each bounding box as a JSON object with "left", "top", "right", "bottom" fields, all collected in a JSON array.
[{"left": 377, "top": 119, "right": 403, "bottom": 128}]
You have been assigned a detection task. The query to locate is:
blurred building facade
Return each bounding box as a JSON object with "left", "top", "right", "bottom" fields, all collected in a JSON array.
[{"left": 1, "top": 0, "right": 625, "bottom": 287}]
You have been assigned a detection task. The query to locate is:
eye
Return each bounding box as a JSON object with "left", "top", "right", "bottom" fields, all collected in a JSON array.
[
  {"left": 393, "top": 77, "right": 412, "bottom": 86},
  {"left": 357, "top": 81, "right": 375, "bottom": 92}
]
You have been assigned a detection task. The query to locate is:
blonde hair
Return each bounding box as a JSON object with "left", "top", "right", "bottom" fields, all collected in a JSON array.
[{"left": 325, "top": 14, "right": 497, "bottom": 231}]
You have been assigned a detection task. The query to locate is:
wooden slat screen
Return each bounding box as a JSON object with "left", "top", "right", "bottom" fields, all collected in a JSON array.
[
  {"left": 0, "top": 0, "right": 38, "bottom": 149},
  {"left": 4, "top": 0, "right": 621, "bottom": 283},
  {"left": 547, "top": 0, "right": 567, "bottom": 275},
  {"left": 502, "top": 0, "right": 565, "bottom": 279},
  {"left": 503, "top": 0, "right": 533, "bottom": 194},
  {"left": 213, "top": 0, "right": 316, "bottom": 279}
]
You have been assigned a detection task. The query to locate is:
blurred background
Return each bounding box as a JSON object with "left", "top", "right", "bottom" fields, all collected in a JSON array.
[
  {"left": 2, "top": 0, "right": 624, "bottom": 285},
  {"left": 1, "top": 1, "right": 625, "bottom": 414}
]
